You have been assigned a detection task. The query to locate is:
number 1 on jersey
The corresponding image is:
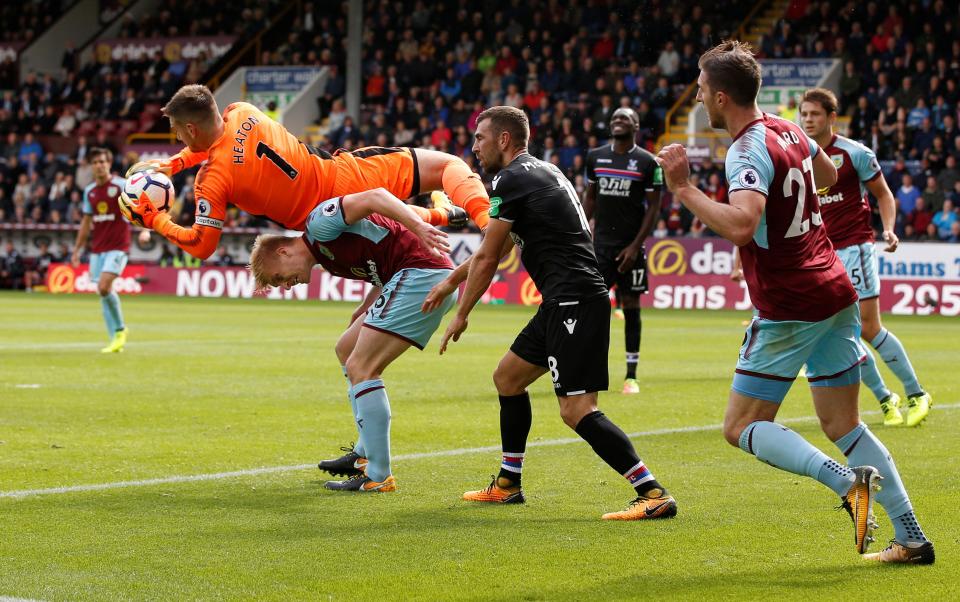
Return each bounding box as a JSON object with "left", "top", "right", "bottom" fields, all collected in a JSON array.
[{"left": 256, "top": 142, "right": 299, "bottom": 180}]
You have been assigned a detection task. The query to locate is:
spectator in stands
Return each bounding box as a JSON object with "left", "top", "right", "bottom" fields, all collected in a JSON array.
[
  {"left": 0, "top": 240, "right": 24, "bottom": 289},
  {"left": 932, "top": 199, "right": 957, "bottom": 240},
  {"left": 948, "top": 221, "right": 960, "bottom": 243},
  {"left": 921, "top": 175, "right": 945, "bottom": 213},
  {"left": 23, "top": 240, "right": 54, "bottom": 291},
  {"left": 907, "top": 197, "right": 933, "bottom": 236},
  {"left": 213, "top": 245, "right": 236, "bottom": 266},
  {"left": 936, "top": 155, "right": 960, "bottom": 192},
  {"left": 895, "top": 173, "right": 921, "bottom": 214}
]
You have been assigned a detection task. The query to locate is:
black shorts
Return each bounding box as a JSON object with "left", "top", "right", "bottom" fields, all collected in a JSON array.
[
  {"left": 595, "top": 245, "right": 648, "bottom": 294},
  {"left": 510, "top": 295, "right": 610, "bottom": 396}
]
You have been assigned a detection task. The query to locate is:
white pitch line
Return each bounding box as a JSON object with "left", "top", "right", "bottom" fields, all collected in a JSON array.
[{"left": 2, "top": 403, "right": 956, "bottom": 501}]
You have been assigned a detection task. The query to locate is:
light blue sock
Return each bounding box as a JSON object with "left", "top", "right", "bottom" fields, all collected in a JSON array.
[
  {"left": 871, "top": 328, "right": 922, "bottom": 397},
  {"left": 891, "top": 510, "right": 929, "bottom": 544},
  {"left": 835, "top": 422, "right": 923, "bottom": 542},
  {"left": 859, "top": 349, "right": 892, "bottom": 402},
  {"left": 341, "top": 365, "right": 365, "bottom": 457},
  {"left": 352, "top": 379, "right": 391, "bottom": 482},
  {"left": 99, "top": 293, "right": 118, "bottom": 337},
  {"left": 102, "top": 291, "right": 125, "bottom": 335},
  {"left": 740, "top": 421, "right": 854, "bottom": 497}
]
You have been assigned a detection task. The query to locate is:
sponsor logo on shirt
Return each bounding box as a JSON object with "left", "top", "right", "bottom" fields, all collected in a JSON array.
[
  {"left": 819, "top": 191, "right": 844, "bottom": 204},
  {"left": 489, "top": 196, "right": 502, "bottom": 218},
  {"left": 492, "top": 175, "right": 502, "bottom": 190}
]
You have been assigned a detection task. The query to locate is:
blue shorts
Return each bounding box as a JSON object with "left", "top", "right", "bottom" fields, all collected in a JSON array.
[
  {"left": 363, "top": 268, "right": 457, "bottom": 350},
  {"left": 836, "top": 242, "right": 880, "bottom": 300},
  {"left": 732, "top": 303, "right": 866, "bottom": 402},
  {"left": 89, "top": 250, "right": 128, "bottom": 281}
]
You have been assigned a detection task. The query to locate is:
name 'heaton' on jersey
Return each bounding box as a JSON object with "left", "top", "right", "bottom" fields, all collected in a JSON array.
[
  {"left": 82, "top": 176, "right": 131, "bottom": 253},
  {"left": 818, "top": 134, "right": 882, "bottom": 249},
  {"left": 302, "top": 198, "right": 452, "bottom": 287},
  {"left": 488, "top": 152, "right": 607, "bottom": 303},
  {"left": 584, "top": 144, "right": 663, "bottom": 247},
  {"left": 725, "top": 114, "right": 857, "bottom": 322}
]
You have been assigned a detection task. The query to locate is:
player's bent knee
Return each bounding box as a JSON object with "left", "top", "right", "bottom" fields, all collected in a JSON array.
[
  {"left": 344, "top": 357, "right": 380, "bottom": 384},
  {"left": 722, "top": 416, "right": 749, "bottom": 448},
  {"left": 860, "top": 319, "right": 882, "bottom": 342},
  {"left": 334, "top": 336, "right": 354, "bottom": 365},
  {"left": 492, "top": 367, "right": 524, "bottom": 396}
]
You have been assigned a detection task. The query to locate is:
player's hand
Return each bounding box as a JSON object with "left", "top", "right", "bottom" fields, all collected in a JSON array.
[
  {"left": 438, "top": 314, "right": 468, "bottom": 355},
  {"left": 616, "top": 243, "right": 640, "bottom": 273},
  {"left": 656, "top": 144, "right": 692, "bottom": 192},
  {"left": 118, "top": 190, "right": 159, "bottom": 228},
  {"left": 730, "top": 268, "right": 744, "bottom": 282},
  {"left": 411, "top": 221, "right": 451, "bottom": 256},
  {"left": 350, "top": 303, "right": 368, "bottom": 324},
  {"left": 422, "top": 278, "right": 457, "bottom": 313},
  {"left": 882, "top": 230, "right": 899, "bottom": 252},
  {"left": 126, "top": 159, "right": 172, "bottom": 178},
  {"left": 70, "top": 249, "right": 81, "bottom": 268}
]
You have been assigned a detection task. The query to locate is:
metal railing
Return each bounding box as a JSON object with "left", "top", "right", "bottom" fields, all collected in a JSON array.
[
  {"left": 125, "top": 0, "right": 303, "bottom": 145},
  {"left": 659, "top": 0, "right": 771, "bottom": 143}
]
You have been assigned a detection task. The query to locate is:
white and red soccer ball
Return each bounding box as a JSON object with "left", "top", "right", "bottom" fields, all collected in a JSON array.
[{"left": 124, "top": 171, "right": 175, "bottom": 212}]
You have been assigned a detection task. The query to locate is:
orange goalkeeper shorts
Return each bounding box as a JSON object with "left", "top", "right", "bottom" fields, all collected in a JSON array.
[{"left": 330, "top": 146, "right": 420, "bottom": 201}]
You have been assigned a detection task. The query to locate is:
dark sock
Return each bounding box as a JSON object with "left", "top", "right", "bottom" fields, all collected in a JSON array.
[
  {"left": 497, "top": 392, "right": 532, "bottom": 486},
  {"left": 574, "top": 410, "right": 666, "bottom": 497},
  {"left": 624, "top": 307, "right": 640, "bottom": 379}
]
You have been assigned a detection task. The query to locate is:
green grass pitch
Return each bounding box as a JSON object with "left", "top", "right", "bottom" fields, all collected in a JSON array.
[{"left": 0, "top": 292, "right": 957, "bottom": 600}]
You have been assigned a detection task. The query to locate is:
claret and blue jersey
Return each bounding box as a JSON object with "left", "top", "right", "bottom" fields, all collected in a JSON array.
[{"left": 724, "top": 113, "right": 857, "bottom": 323}]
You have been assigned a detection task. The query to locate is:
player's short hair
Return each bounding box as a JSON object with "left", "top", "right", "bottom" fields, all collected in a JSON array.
[
  {"left": 162, "top": 84, "right": 218, "bottom": 126},
  {"left": 801, "top": 87, "right": 839, "bottom": 115},
  {"left": 698, "top": 40, "right": 761, "bottom": 107},
  {"left": 476, "top": 106, "right": 529, "bottom": 148},
  {"left": 88, "top": 147, "right": 112, "bottom": 163},
  {"left": 248, "top": 233, "right": 291, "bottom": 292}
]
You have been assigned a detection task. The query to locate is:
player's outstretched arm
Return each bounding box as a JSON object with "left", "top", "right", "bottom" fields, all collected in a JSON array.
[
  {"left": 437, "top": 219, "right": 512, "bottom": 354},
  {"left": 657, "top": 144, "right": 764, "bottom": 246},
  {"left": 866, "top": 176, "right": 900, "bottom": 252},
  {"left": 151, "top": 212, "right": 221, "bottom": 260},
  {"left": 341, "top": 188, "right": 450, "bottom": 256},
  {"left": 422, "top": 234, "right": 514, "bottom": 313}
]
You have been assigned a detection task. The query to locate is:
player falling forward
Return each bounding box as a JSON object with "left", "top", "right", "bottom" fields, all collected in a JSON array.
[
  {"left": 800, "top": 88, "right": 932, "bottom": 427},
  {"left": 120, "top": 85, "right": 488, "bottom": 260},
  {"left": 70, "top": 147, "right": 149, "bottom": 353},
  {"left": 657, "top": 41, "right": 932, "bottom": 563},
  {"left": 427, "top": 106, "right": 676, "bottom": 520},
  {"left": 583, "top": 107, "right": 663, "bottom": 394},
  {"left": 249, "top": 188, "right": 455, "bottom": 492}
]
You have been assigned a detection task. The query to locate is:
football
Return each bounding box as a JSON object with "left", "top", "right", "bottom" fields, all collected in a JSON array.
[{"left": 124, "top": 171, "right": 175, "bottom": 212}]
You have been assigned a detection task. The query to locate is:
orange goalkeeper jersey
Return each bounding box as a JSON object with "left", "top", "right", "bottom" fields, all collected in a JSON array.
[{"left": 154, "top": 102, "right": 341, "bottom": 259}]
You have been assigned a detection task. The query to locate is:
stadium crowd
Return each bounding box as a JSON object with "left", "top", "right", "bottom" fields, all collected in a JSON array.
[{"left": 3, "top": 0, "right": 960, "bottom": 286}]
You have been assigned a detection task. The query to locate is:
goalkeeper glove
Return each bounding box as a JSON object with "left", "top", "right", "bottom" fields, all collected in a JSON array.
[{"left": 118, "top": 190, "right": 160, "bottom": 229}]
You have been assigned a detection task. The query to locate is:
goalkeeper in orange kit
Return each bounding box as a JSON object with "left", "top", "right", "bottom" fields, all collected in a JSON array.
[{"left": 121, "top": 85, "right": 489, "bottom": 259}]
